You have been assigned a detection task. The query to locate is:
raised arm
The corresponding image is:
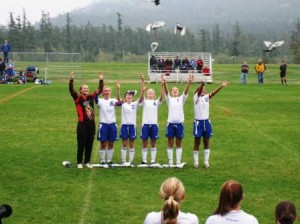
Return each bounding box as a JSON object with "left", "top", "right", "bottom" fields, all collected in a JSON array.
[
  {"left": 69, "top": 71, "right": 77, "bottom": 98},
  {"left": 209, "top": 80, "right": 229, "bottom": 99},
  {"left": 194, "top": 81, "right": 205, "bottom": 97},
  {"left": 97, "top": 71, "right": 104, "bottom": 94},
  {"left": 159, "top": 80, "right": 164, "bottom": 102},
  {"left": 116, "top": 81, "right": 121, "bottom": 101},
  {"left": 161, "top": 74, "right": 169, "bottom": 96},
  {"left": 138, "top": 73, "right": 146, "bottom": 101},
  {"left": 183, "top": 74, "right": 194, "bottom": 95}
]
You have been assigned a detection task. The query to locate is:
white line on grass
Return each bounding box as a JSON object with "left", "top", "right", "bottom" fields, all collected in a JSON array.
[{"left": 79, "top": 171, "right": 95, "bottom": 224}]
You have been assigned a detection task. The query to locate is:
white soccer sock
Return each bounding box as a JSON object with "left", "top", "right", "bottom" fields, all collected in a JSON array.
[
  {"left": 121, "top": 147, "right": 127, "bottom": 162},
  {"left": 176, "top": 148, "right": 182, "bottom": 163},
  {"left": 167, "top": 148, "right": 173, "bottom": 163},
  {"left": 142, "top": 148, "right": 148, "bottom": 163},
  {"left": 151, "top": 148, "right": 157, "bottom": 163},
  {"left": 99, "top": 149, "right": 106, "bottom": 163},
  {"left": 204, "top": 149, "right": 210, "bottom": 163},
  {"left": 107, "top": 148, "right": 114, "bottom": 162},
  {"left": 129, "top": 148, "right": 135, "bottom": 162},
  {"left": 193, "top": 150, "right": 199, "bottom": 165}
]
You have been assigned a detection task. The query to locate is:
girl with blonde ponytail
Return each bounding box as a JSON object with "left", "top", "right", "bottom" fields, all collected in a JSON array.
[{"left": 144, "top": 177, "right": 199, "bottom": 224}]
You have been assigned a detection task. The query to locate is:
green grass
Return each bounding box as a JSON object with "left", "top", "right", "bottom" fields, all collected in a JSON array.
[{"left": 0, "top": 63, "right": 300, "bottom": 224}]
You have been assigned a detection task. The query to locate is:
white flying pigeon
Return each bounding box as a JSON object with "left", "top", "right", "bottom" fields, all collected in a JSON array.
[
  {"left": 146, "top": 21, "right": 166, "bottom": 32},
  {"left": 263, "top": 41, "right": 285, "bottom": 52},
  {"left": 174, "top": 23, "right": 186, "bottom": 36}
]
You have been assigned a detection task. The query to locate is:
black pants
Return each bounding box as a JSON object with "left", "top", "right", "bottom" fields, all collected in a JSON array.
[{"left": 76, "top": 121, "right": 95, "bottom": 164}]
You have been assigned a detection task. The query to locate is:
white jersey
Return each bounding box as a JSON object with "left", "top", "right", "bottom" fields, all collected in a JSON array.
[
  {"left": 141, "top": 99, "right": 162, "bottom": 125},
  {"left": 96, "top": 98, "right": 118, "bottom": 124},
  {"left": 121, "top": 100, "right": 141, "bottom": 125},
  {"left": 144, "top": 211, "right": 199, "bottom": 224},
  {"left": 205, "top": 210, "right": 259, "bottom": 224},
  {"left": 165, "top": 94, "right": 187, "bottom": 123},
  {"left": 194, "top": 93, "right": 210, "bottom": 120}
]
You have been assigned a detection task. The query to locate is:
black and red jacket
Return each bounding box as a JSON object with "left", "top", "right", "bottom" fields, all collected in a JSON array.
[{"left": 69, "top": 79, "right": 103, "bottom": 122}]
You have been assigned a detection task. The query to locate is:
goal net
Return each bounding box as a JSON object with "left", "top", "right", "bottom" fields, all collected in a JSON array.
[{"left": 11, "top": 52, "right": 81, "bottom": 81}]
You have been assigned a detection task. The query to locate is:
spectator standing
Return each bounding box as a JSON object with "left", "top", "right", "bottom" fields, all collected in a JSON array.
[
  {"left": 6, "top": 59, "right": 14, "bottom": 84},
  {"left": 144, "top": 177, "right": 199, "bottom": 224},
  {"left": 205, "top": 180, "right": 259, "bottom": 224},
  {"left": 193, "top": 80, "right": 229, "bottom": 169},
  {"left": 162, "top": 74, "right": 194, "bottom": 165},
  {"left": 240, "top": 62, "right": 249, "bottom": 84},
  {"left": 1, "top": 40, "right": 10, "bottom": 63},
  {"left": 275, "top": 200, "right": 297, "bottom": 224},
  {"left": 280, "top": 60, "right": 288, "bottom": 85},
  {"left": 0, "top": 57, "right": 5, "bottom": 76},
  {"left": 69, "top": 72, "right": 103, "bottom": 169},
  {"left": 255, "top": 59, "right": 266, "bottom": 85},
  {"left": 95, "top": 81, "right": 121, "bottom": 166}
]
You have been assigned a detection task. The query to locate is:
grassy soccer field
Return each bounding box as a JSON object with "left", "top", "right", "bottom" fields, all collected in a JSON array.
[{"left": 0, "top": 63, "right": 299, "bottom": 224}]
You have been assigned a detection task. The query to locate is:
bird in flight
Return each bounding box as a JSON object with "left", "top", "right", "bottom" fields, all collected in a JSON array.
[
  {"left": 263, "top": 41, "right": 284, "bottom": 52},
  {"left": 146, "top": 21, "right": 166, "bottom": 32},
  {"left": 174, "top": 23, "right": 186, "bottom": 36},
  {"left": 147, "top": 0, "right": 160, "bottom": 5}
]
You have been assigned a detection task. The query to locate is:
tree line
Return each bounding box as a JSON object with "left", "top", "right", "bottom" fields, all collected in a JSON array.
[{"left": 1, "top": 11, "right": 300, "bottom": 63}]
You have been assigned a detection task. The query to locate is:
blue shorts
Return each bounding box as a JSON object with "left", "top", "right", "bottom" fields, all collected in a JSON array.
[
  {"left": 165, "top": 123, "right": 184, "bottom": 139},
  {"left": 193, "top": 119, "right": 213, "bottom": 138},
  {"left": 97, "top": 123, "right": 118, "bottom": 142},
  {"left": 120, "top": 124, "right": 136, "bottom": 140},
  {"left": 140, "top": 124, "right": 159, "bottom": 140}
]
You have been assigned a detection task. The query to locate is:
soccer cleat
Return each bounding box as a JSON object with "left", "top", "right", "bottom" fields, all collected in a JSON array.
[
  {"left": 169, "top": 160, "right": 174, "bottom": 166},
  {"left": 204, "top": 162, "right": 210, "bottom": 169},
  {"left": 77, "top": 163, "right": 83, "bottom": 169},
  {"left": 141, "top": 161, "right": 147, "bottom": 165},
  {"left": 100, "top": 161, "right": 106, "bottom": 165},
  {"left": 150, "top": 161, "right": 156, "bottom": 165},
  {"left": 107, "top": 161, "right": 113, "bottom": 167},
  {"left": 176, "top": 160, "right": 181, "bottom": 165},
  {"left": 84, "top": 163, "right": 93, "bottom": 169},
  {"left": 194, "top": 163, "right": 199, "bottom": 169}
]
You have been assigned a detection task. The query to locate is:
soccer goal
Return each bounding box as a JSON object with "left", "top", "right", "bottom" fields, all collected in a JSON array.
[{"left": 11, "top": 52, "right": 81, "bottom": 81}]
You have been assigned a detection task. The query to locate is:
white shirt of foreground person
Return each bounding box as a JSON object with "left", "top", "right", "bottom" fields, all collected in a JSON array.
[
  {"left": 144, "top": 210, "right": 199, "bottom": 224},
  {"left": 205, "top": 210, "right": 259, "bottom": 224}
]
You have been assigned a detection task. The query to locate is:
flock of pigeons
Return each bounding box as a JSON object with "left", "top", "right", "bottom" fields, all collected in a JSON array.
[
  {"left": 146, "top": 0, "right": 186, "bottom": 37},
  {"left": 147, "top": 0, "right": 284, "bottom": 52}
]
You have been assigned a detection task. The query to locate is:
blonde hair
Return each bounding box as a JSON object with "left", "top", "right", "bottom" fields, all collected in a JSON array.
[{"left": 160, "top": 177, "right": 185, "bottom": 224}]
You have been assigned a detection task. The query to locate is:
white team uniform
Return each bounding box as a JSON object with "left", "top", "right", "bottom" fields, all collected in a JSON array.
[
  {"left": 96, "top": 98, "right": 118, "bottom": 124},
  {"left": 194, "top": 93, "right": 210, "bottom": 120},
  {"left": 121, "top": 100, "right": 141, "bottom": 125},
  {"left": 141, "top": 99, "right": 162, "bottom": 125},
  {"left": 165, "top": 94, "right": 187, "bottom": 123},
  {"left": 144, "top": 211, "right": 199, "bottom": 224},
  {"left": 205, "top": 210, "right": 259, "bottom": 224}
]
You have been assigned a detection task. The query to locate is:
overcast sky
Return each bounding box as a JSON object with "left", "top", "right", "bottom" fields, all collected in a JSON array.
[{"left": 0, "top": 0, "right": 101, "bottom": 26}]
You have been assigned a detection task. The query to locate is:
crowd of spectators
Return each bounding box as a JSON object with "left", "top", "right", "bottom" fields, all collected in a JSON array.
[{"left": 150, "top": 55, "right": 205, "bottom": 74}]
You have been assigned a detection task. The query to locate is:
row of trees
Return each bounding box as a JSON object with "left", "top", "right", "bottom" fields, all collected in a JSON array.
[{"left": 1, "top": 10, "right": 300, "bottom": 63}]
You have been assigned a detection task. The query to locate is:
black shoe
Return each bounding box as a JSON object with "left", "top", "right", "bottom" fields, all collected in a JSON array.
[
  {"left": 150, "top": 161, "right": 156, "bottom": 165},
  {"left": 107, "top": 161, "right": 113, "bottom": 167},
  {"left": 141, "top": 161, "right": 147, "bottom": 165}
]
